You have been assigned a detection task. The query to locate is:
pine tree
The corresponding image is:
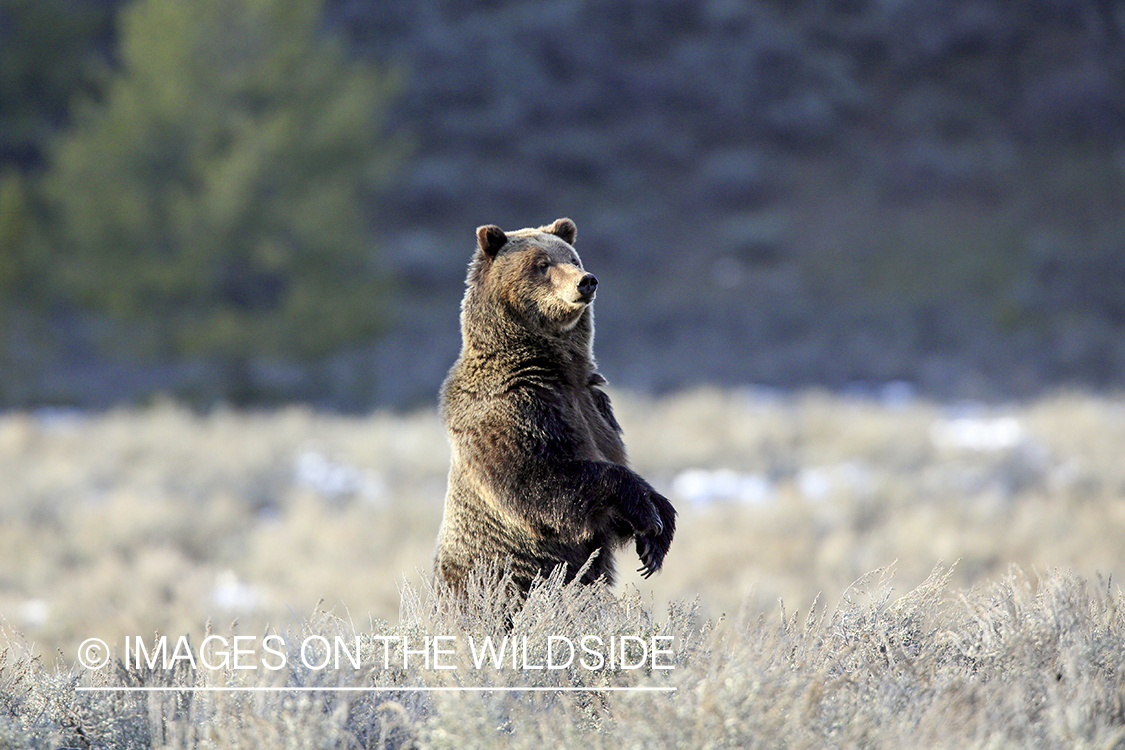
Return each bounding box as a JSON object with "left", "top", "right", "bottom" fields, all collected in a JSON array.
[{"left": 44, "top": 0, "right": 402, "bottom": 400}]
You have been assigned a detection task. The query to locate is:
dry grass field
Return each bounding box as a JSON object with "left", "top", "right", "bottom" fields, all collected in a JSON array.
[{"left": 2, "top": 388, "right": 1125, "bottom": 747}]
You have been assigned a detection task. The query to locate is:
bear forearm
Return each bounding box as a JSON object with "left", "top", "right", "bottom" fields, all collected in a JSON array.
[{"left": 498, "top": 460, "right": 660, "bottom": 542}]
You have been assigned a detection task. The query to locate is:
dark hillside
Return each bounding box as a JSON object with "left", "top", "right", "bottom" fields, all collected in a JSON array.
[{"left": 4, "top": 0, "right": 1124, "bottom": 406}]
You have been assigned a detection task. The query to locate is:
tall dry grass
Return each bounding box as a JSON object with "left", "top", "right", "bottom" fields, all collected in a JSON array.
[
  {"left": 1, "top": 389, "right": 1124, "bottom": 745},
  {"left": 1, "top": 564, "right": 1123, "bottom": 747}
]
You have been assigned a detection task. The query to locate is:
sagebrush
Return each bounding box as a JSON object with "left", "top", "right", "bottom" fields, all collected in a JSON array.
[{"left": 1, "top": 564, "right": 1124, "bottom": 748}]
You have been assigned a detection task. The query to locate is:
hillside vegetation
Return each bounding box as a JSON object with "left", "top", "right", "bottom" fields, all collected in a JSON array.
[{"left": 3, "top": 0, "right": 1125, "bottom": 405}]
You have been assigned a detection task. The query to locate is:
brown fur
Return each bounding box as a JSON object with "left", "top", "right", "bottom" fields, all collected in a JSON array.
[{"left": 433, "top": 218, "right": 676, "bottom": 599}]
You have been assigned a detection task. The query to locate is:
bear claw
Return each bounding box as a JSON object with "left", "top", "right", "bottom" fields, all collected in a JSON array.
[{"left": 635, "top": 533, "right": 666, "bottom": 578}]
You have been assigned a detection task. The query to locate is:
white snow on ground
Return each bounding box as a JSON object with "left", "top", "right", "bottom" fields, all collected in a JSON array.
[
  {"left": 930, "top": 416, "right": 1023, "bottom": 451},
  {"left": 293, "top": 449, "right": 386, "bottom": 503},
  {"left": 671, "top": 469, "right": 773, "bottom": 506},
  {"left": 211, "top": 570, "right": 261, "bottom": 612}
]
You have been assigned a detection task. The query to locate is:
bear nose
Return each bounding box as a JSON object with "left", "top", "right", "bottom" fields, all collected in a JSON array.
[{"left": 578, "top": 274, "right": 598, "bottom": 297}]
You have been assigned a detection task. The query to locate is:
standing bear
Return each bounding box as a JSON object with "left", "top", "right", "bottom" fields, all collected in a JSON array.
[{"left": 433, "top": 217, "right": 676, "bottom": 599}]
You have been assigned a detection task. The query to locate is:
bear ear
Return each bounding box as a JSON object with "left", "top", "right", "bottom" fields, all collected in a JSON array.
[
  {"left": 476, "top": 225, "right": 508, "bottom": 258},
  {"left": 545, "top": 217, "right": 577, "bottom": 245}
]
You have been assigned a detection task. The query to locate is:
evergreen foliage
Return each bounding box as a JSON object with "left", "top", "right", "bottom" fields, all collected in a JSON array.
[
  {"left": 0, "top": 0, "right": 115, "bottom": 171},
  {"left": 43, "top": 0, "right": 402, "bottom": 370},
  {"left": 0, "top": 0, "right": 115, "bottom": 313}
]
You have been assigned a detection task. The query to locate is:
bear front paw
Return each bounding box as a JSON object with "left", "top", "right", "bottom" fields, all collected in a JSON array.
[
  {"left": 634, "top": 489, "right": 676, "bottom": 578},
  {"left": 630, "top": 495, "right": 663, "bottom": 538}
]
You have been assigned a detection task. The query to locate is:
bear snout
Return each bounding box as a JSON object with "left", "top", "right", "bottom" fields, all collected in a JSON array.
[{"left": 577, "top": 273, "right": 598, "bottom": 301}]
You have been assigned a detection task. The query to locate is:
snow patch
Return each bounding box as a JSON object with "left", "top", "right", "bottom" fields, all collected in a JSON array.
[{"left": 671, "top": 469, "right": 774, "bottom": 506}]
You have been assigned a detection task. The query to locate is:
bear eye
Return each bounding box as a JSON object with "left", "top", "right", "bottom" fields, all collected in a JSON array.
[{"left": 536, "top": 259, "right": 551, "bottom": 272}]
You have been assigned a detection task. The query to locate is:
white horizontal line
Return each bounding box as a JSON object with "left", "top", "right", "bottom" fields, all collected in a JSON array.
[{"left": 76, "top": 686, "right": 675, "bottom": 693}]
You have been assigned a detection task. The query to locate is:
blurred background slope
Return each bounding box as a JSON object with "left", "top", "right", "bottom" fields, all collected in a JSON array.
[{"left": 2, "top": 0, "right": 1124, "bottom": 409}]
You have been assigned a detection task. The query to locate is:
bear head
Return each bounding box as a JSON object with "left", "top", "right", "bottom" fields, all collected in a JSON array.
[{"left": 465, "top": 217, "right": 597, "bottom": 336}]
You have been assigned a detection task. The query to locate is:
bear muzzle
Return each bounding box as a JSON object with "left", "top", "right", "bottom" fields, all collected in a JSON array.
[{"left": 577, "top": 273, "right": 598, "bottom": 303}]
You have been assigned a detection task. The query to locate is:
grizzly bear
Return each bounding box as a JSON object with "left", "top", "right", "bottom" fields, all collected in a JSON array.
[{"left": 433, "top": 217, "right": 676, "bottom": 599}]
